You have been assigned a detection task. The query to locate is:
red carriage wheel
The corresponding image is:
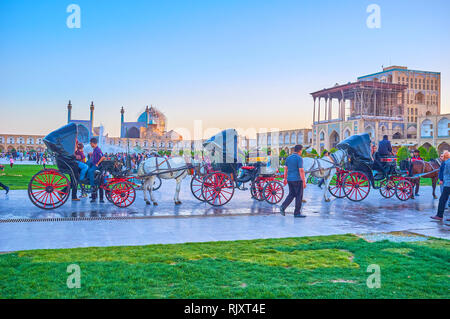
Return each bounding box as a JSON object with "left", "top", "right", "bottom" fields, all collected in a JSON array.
[
  {"left": 328, "top": 172, "right": 346, "bottom": 198},
  {"left": 263, "top": 181, "right": 284, "bottom": 204},
  {"left": 190, "top": 174, "right": 205, "bottom": 202},
  {"left": 103, "top": 182, "right": 114, "bottom": 203},
  {"left": 395, "top": 180, "right": 413, "bottom": 201},
  {"left": 379, "top": 178, "right": 396, "bottom": 198},
  {"left": 250, "top": 179, "right": 265, "bottom": 201},
  {"left": 109, "top": 182, "right": 136, "bottom": 208},
  {"left": 201, "top": 172, "right": 235, "bottom": 206},
  {"left": 28, "top": 169, "right": 70, "bottom": 210},
  {"left": 343, "top": 171, "right": 371, "bottom": 202}
]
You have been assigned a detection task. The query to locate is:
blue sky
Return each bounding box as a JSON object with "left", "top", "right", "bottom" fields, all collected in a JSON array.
[{"left": 1, "top": 0, "right": 449, "bottom": 137}]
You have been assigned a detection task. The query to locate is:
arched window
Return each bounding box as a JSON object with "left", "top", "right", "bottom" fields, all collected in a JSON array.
[
  {"left": 392, "top": 132, "right": 402, "bottom": 139},
  {"left": 27, "top": 138, "right": 34, "bottom": 145},
  {"left": 126, "top": 127, "right": 140, "bottom": 138},
  {"left": 437, "top": 118, "right": 449, "bottom": 137},
  {"left": 284, "top": 134, "right": 289, "bottom": 144},
  {"left": 267, "top": 135, "right": 271, "bottom": 145},
  {"left": 0, "top": 137, "right": 4, "bottom": 144},
  {"left": 290, "top": 133, "right": 296, "bottom": 144},
  {"left": 7, "top": 137, "right": 15, "bottom": 144},
  {"left": 319, "top": 131, "right": 325, "bottom": 141},
  {"left": 421, "top": 119, "right": 433, "bottom": 137},
  {"left": 344, "top": 129, "right": 351, "bottom": 139},
  {"left": 415, "top": 92, "right": 424, "bottom": 104},
  {"left": 407, "top": 125, "right": 417, "bottom": 139},
  {"left": 297, "top": 132, "right": 303, "bottom": 144}
]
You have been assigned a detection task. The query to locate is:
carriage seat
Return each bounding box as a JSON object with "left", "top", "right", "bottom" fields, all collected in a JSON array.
[{"left": 379, "top": 156, "right": 397, "bottom": 164}]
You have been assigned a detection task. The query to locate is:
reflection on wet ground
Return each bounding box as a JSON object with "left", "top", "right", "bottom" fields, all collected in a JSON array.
[{"left": 0, "top": 179, "right": 448, "bottom": 251}]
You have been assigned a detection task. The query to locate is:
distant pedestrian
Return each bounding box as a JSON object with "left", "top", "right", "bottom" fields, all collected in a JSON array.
[
  {"left": 9, "top": 157, "right": 14, "bottom": 168},
  {"left": 0, "top": 165, "right": 9, "bottom": 194},
  {"left": 42, "top": 156, "right": 47, "bottom": 169},
  {"left": 280, "top": 144, "right": 306, "bottom": 218},
  {"left": 431, "top": 151, "right": 450, "bottom": 221}
]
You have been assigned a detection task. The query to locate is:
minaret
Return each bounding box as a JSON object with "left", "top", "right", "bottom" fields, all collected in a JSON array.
[
  {"left": 120, "top": 106, "right": 125, "bottom": 138},
  {"left": 90, "top": 100, "right": 94, "bottom": 124},
  {"left": 67, "top": 100, "right": 72, "bottom": 123}
]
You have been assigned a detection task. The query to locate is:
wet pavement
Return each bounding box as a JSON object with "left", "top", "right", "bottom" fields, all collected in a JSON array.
[{"left": 0, "top": 179, "right": 448, "bottom": 251}]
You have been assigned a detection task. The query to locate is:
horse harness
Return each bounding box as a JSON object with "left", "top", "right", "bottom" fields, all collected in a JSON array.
[{"left": 412, "top": 159, "right": 440, "bottom": 178}]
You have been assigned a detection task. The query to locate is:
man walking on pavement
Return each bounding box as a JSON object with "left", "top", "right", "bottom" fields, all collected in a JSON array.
[{"left": 280, "top": 144, "right": 307, "bottom": 218}]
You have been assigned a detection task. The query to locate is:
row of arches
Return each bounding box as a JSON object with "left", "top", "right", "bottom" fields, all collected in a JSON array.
[
  {"left": 0, "top": 146, "right": 45, "bottom": 153},
  {"left": 260, "top": 132, "right": 313, "bottom": 146},
  {"left": 420, "top": 117, "right": 449, "bottom": 137},
  {"left": 108, "top": 139, "right": 174, "bottom": 149}
]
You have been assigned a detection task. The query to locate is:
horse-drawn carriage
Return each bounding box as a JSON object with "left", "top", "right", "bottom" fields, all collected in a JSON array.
[
  {"left": 28, "top": 123, "right": 136, "bottom": 209},
  {"left": 190, "top": 129, "right": 284, "bottom": 206},
  {"left": 328, "top": 133, "right": 414, "bottom": 202}
]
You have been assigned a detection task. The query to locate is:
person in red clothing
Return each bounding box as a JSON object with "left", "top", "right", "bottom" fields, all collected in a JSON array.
[{"left": 411, "top": 150, "right": 423, "bottom": 162}]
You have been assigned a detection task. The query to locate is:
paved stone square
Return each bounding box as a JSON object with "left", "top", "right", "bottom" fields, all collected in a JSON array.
[{"left": 0, "top": 178, "right": 448, "bottom": 252}]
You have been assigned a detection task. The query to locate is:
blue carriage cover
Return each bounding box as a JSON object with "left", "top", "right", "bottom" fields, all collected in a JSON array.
[
  {"left": 337, "top": 133, "right": 372, "bottom": 162},
  {"left": 44, "top": 123, "right": 79, "bottom": 175}
]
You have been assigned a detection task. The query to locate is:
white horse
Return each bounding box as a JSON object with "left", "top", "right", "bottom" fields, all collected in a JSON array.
[
  {"left": 138, "top": 156, "right": 203, "bottom": 206},
  {"left": 303, "top": 149, "right": 347, "bottom": 202}
]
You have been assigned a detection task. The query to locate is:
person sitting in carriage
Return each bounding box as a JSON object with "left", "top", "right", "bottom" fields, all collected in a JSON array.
[
  {"left": 411, "top": 149, "right": 423, "bottom": 162},
  {"left": 87, "top": 137, "right": 106, "bottom": 193},
  {"left": 378, "top": 135, "right": 394, "bottom": 157},
  {"left": 374, "top": 135, "right": 394, "bottom": 178}
]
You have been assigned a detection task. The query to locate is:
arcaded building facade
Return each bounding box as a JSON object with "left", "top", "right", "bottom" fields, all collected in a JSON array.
[
  {"left": 256, "top": 129, "right": 312, "bottom": 152},
  {"left": 311, "top": 66, "right": 446, "bottom": 153},
  {"left": 0, "top": 134, "right": 46, "bottom": 153}
]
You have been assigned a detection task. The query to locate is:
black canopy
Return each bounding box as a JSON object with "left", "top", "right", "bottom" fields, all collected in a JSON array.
[
  {"left": 44, "top": 123, "right": 78, "bottom": 158},
  {"left": 337, "top": 133, "right": 372, "bottom": 162}
]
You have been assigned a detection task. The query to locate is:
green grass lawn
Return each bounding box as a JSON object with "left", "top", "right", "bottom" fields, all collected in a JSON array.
[
  {"left": 0, "top": 164, "right": 57, "bottom": 190},
  {"left": 1, "top": 234, "right": 449, "bottom": 298}
]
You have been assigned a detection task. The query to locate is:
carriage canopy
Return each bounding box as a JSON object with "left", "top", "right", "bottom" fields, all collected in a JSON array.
[
  {"left": 203, "top": 129, "right": 244, "bottom": 164},
  {"left": 44, "top": 123, "right": 78, "bottom": 158},
  {"left": 337, "top": 133, "right": 372, "bottom": 162}
]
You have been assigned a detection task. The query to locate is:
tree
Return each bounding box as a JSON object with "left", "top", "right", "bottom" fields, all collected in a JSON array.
[
  {"left": 329, "top": 148, "right": 338, "bottom": 153},
  {"left": 178, "top": 150, "right": 184, "bottom": 156},
  {"left": 279, "top": 149, "right": 287, "bottom": 159},
  {"left": 321, "top": 149, "right": 329, "bottom": 157},
  {"left": 428, "top": 146, "right": 439, "bottom": 160},
  {"left": 418, "top": 146, "right": 429, "bottom": 161},
  {"left": 396, "top": 146, "right": 410, "bottom": 163}
]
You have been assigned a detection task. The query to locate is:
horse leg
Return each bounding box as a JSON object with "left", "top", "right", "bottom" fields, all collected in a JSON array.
[
  {"left": 432, "top": 177, "right": 438, "bottom": 199},
  {"left": 143, "top": 178, "right": 151, "bottom": 205},
  {"left": 147, "top": 176, "right": 157, "bottom": 205},
  {"left": 173, "top": 172, "right": 184, "bottom": 205},
  {"left": 323, "top": 169, "right": 335, "bottom": 202},
  {"left": 415, "top": 178, "right": 420, "bottom": 196}
]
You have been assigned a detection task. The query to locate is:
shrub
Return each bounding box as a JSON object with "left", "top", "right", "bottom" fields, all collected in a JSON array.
[
  {"left": 418, "top": 146, "right": 429, "bottom": 161},
  {"left": 428, "top": 146, "right": 439, "bottom": 160},
  {"left": 396, "top": 146, "right": 410, "bottom": 162}
]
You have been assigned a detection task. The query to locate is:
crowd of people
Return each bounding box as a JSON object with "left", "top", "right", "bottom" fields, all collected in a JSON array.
[{"left": 0, "top": 151, "right": 50, "bottom": 167}]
